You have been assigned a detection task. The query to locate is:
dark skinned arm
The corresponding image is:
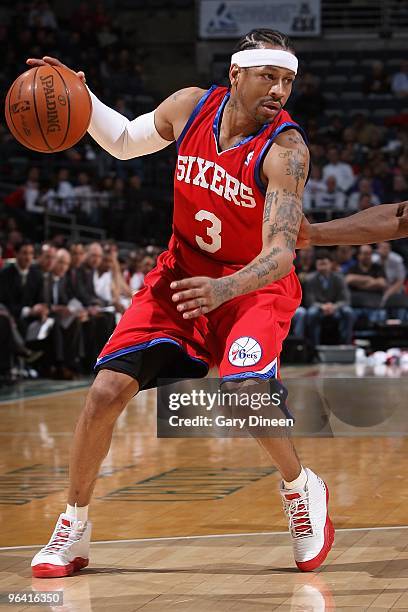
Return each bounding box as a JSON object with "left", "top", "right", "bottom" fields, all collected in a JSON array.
[{"left": 296, "top": 202, "right": 408, "bottom": 248}]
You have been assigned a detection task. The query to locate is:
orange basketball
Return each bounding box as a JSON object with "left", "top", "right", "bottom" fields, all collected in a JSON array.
[{"left": 4, "top": 65, "right": 92, "bottom": 153}]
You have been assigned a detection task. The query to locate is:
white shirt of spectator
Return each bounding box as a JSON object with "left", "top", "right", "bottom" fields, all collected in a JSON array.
[
  {"left": 302, "top": 178, "right": 326, "bottom": 211},
  {"left": 74, "top": 184, "right": 95, "bottom": 216},
  {"left": 94, "top": 271, "right": 113, "bottom": 303},
  {"left": 314, "top": 188, "right": 346, "bottom": 211},
  {"left": 322, "top": 162, "right": 355, "bottom": 193},
  {"left": 129, "top": 272, "right": 145, "bottom": 293},
  {"left": 372, "top": 251, "right": 406, "bottom": 285}
]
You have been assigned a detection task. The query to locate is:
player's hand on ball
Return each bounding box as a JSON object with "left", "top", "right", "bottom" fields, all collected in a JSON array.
[
  {"left": 171, "top": 277, "right": 225, "bottom": 319},
  {"left": 26, "top": 56, "right": 86, "bottom": 84}
]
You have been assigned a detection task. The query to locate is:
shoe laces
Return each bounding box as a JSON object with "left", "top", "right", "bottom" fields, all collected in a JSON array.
[
  {"left": 282, "top": 491, "right": 313, "bottom": 539},
  {"left": 43, "top": 519, "right": 85, "bottom": 554}
]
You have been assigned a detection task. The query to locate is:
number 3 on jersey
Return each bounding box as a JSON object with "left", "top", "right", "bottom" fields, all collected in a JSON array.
[{"left": 195, "top": 210, "right": 222, "bottom": 253}]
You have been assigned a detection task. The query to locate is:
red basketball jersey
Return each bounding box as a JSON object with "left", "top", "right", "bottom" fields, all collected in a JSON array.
[{"left": 168, "top": 85, "right": 307, "bottom": 278}]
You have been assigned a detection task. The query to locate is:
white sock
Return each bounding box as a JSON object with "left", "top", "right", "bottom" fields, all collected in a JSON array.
[
  {"left": 283, "top": 466, "right": 307, "bottom": 490},
  {"left": 65, "top": 503, "right": 89, "bottom": 523}
]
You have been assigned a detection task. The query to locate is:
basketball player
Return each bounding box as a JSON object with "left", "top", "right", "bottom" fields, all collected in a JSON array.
[{"left": 27, "top": 30, "right": 407, "bottom": 578}]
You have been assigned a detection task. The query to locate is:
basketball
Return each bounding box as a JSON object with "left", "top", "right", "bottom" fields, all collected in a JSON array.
[{"left": 4, "top": 65, "right": 92, "bottom": 153}]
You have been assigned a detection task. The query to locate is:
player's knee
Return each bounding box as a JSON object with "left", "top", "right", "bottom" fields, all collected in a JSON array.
[{"left": 84, "top": 372, "right": 137, "bottom": 422}]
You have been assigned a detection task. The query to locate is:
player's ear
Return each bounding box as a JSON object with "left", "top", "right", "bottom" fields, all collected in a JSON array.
[{"left": 229, "top": 64, "right": 240, "bottom": 88}]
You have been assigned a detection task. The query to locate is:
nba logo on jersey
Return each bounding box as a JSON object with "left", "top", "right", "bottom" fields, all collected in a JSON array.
[
  {"left": 228, "top": 337, "right": 262, "bottom": 367},
  {"left": 244, "top": 151, "right": 254, "bottom": 166}
]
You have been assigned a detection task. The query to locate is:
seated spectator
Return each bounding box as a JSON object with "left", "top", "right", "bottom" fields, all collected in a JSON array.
[
  {"left": 0, "top": 241, "right": 47, "bottom": 336},
  {"left": 362, "top": 61, "right": 391, "bottom": 96},
  {"left": 23, "top": 167, "right": 43, "bottom": 214},
  {"left": 95, "top": 249, "right": 132, "bottom": 319},
  {"left": 295, "top": 246, "right": 315, "bottom": 285},
  {"left": 74, "top": 172, "right": 96, "bottom": 223},
  {"left": 322, "top": 147, "right": 355, "bottom": 194},
  {"left": 315, "top": 176, "right": 346, "bottom": 211},
  {"left": 334, "top": 245, "right": 356, "bottom": 274},
  {"left": 346, "top": 245, "right": 387, "bottom": 324},
  {"left": 350, "top": 113, "right": 383, "bottom": 148},
  {"left": 28, "top": 1, "right": 58, "bottom": 29},
  {"left": 44, "top": 249, "right": 84, "bottom": 378},
  {"left": 47, "top": 169, "right": 75, "bottom": 214},
  {"left": 69, "top": 242, "right": 115, "bottom": 371},
  {"left": 302, "top": 165, "right": 326, "bottom": 211},
  {"left": 357, "top": 193, "right": 374, "bottom": 211},
  {"left": 373, "top": 242, "right": 407, "bottom": 318},
  {"left": 387, "top": 174, "right": 408, "bottom": 203},
  {"left": 391, "top": 60, "right": 408, "bottom": 98},
  {"left": 347, "top": 179, "right": 381, "bottom": 211},
  {"left": 304, "top": 250, "right": 354, "bottom": 345}
]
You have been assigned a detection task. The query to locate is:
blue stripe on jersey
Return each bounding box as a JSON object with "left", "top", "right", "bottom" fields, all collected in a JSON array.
[
  {"left": 254, "top": 122, "right": 309, "bottom": 195},
  {"left": 95, "top": 337, "right": 209, "bottom": 368},
  {"left": 176, "top": 85, "right": 218, "bottom": 150}
]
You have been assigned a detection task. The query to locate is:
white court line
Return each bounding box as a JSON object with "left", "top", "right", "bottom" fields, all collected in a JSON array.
[
  {"left": 1, "top": 525, "right": 407, "bottom": 551},
  {"left": 0, "top": 385, "right": 89, "bottom": 406}
]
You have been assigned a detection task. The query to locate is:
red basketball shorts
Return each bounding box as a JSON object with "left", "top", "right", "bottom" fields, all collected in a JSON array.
[{"left": 96, "top": 251, "right": 302, "bottom": 387}]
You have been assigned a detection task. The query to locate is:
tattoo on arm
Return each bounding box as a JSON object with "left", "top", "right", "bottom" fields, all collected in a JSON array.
[
  {"left": 263, "top": 191, "right": 278, "bottom": 223},
  {"left": 285, "top": 149, "right": 307, "bottom": 194},
  {"left": 264, "top": 188, "right": 302, "bottom": 251}
]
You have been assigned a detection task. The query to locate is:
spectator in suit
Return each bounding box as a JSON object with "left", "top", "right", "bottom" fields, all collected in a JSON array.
[
  {"left": 44, "top": 249, "right": 83, "bottom": 378},
  {"left": 346, "top": 245, "right": 387, "bottom": 324},
  {"left": 304, "top": 250, "right": 354, "bottom": 345},
  {"left": 33, "top": 244, "right": 57, "bottom": 302},
  {"left": 0, "top": 241, "right": 48, "bottom": 336}
]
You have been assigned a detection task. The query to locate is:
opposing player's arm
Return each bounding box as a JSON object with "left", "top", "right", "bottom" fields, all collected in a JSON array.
[
  {"left": 297, "top": 201, "right": 408, "bottom": 248},
  {"left": 170, "top": 130, "right": 309, "bottom": 319}
]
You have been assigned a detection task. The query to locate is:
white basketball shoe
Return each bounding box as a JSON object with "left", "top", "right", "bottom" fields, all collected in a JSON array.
[
  {"left": 31, "top": 513, "right": 91, "bottom": 578},
  {"left": 280, "top": 467, "right": 334, "bottom": 572}
]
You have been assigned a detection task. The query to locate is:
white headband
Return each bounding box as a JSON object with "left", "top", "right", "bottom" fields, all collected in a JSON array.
[{"left": 231, "top": 49, "right": 298, "bottom": 75}]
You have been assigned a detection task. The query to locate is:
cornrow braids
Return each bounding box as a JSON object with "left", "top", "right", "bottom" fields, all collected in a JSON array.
[{"left": 234, "top": 28, "right": 295, "bottom": 54}]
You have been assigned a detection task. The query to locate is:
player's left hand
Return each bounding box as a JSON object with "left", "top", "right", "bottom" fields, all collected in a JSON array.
[{"left": 171, "top": 276, "right": 225, "bottom": 319}]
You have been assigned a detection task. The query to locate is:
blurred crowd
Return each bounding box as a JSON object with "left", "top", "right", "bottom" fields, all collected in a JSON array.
[
  {"left": 0, "top": 2, "right": 407, "bottom": 382},
  {"left": 0, "top": 239, "right": 159, "bottom": 383},
  {"left": 292, "top": 242, "right": 408, "bottom": 347}
]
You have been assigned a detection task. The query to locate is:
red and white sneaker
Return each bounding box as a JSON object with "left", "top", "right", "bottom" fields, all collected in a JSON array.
[
  {"left": 31, "top": 513, "right": 91, "bottom": 578},
  {"left": 280, "top": 468, "right": 335, "bottom": 572}
]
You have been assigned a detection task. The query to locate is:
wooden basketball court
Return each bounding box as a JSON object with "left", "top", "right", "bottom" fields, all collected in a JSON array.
[{"left": 0, "top": 364, "right": 407, "bottom": 610}]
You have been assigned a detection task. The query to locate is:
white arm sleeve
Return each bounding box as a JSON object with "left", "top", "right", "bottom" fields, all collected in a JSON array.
[{"left": 87, "top": 89, "right": 173, "bottom": 160}]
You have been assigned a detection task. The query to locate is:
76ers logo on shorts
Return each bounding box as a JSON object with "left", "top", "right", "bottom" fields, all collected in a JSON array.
[{"left": 228, "top": 337, "right": 262, "bottom": 367}]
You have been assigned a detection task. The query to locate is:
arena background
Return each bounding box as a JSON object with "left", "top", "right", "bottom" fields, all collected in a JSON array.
[{"left": 0, "top": 2, "right": 408, "bottom": 610}]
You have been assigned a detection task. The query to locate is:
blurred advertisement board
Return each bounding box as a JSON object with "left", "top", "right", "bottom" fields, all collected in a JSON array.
[{"left": 199, "top": 0, "right": 321, "bottom": 38}]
